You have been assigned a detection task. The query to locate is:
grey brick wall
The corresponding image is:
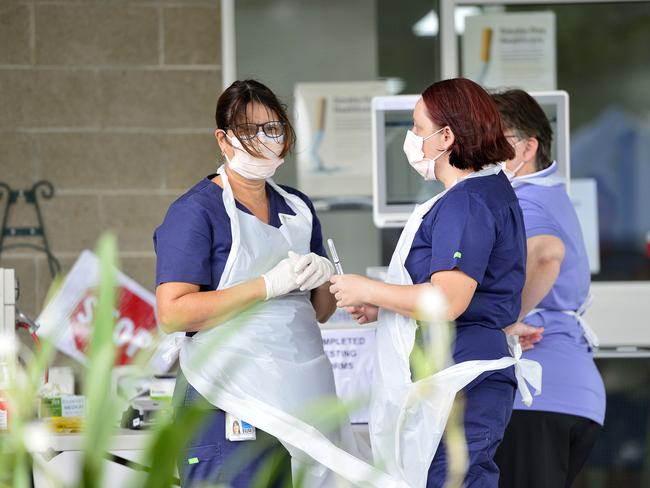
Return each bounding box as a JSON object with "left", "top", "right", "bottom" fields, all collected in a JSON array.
[{"left": 0, "top": 1, "right": 223, "bottom": 325}]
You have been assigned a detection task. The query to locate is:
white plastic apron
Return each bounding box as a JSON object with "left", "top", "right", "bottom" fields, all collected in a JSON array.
[
  {"left": 511, "top": 163, "right": 600, "bottom": 349},
  {"left": 369, "top": 165, "right": 543, "bottom": 488},
  {"left": 526, "top": 295, "right": 599, "bottom": 349},
  {"left": 179, "top": 166, "right": 406, "bottom": 488}
]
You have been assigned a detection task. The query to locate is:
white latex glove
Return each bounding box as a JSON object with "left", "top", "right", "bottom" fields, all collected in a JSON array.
[
  {"left": 291, "top": 251, "right": 335, "bottom": 292},
  {"left": 261, "top": 253, "right": 301, "bottom": 300}
]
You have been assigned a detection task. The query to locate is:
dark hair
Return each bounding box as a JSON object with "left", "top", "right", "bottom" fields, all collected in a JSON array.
[
  {"left": 215, "top": 79, "right": 295, "bottom": 159},
  {"left": 491, "top": 89, "right": 553, "bottom": 171},
  {"left": 421, "top": 78, "right": 514, "bottom": 172}
]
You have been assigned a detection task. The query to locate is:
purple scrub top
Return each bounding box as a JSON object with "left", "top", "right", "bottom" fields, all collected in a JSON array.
[{"left": 513, "top": 162, "right": 606, "bottom": 425}]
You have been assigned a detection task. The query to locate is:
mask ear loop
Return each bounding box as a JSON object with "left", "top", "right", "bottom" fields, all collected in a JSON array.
[
  {"left": 422, "top": 126, "right": 445, "bottom": 143},
  {"left": 216, "top": 128, "right": 237, "bottom": 165},
  {"left": 424, "top": 126, "right": 451, "bottom": 156},
  {"left": 509, "top": 138, "right": 526, "bottom": 177},
  {"left": 511, "top": 159, "right": 527, "bottom": 176}
]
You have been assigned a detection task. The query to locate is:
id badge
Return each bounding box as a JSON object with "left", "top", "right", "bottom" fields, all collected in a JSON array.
[{"left": 225, "top": 412, "right": 256, "bottom": 441}]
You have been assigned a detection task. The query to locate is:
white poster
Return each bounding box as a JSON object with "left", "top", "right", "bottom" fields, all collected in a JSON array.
[
  {"left": 294, "top": 81, "right": 391, "bottom": 197},
  {"left": 463, "top": 12, "right": 556, "bottom": 91},
  {"left": 570, "top": 178, "right": 601, "bottom": 274},
  {"left": 320, "top": 326, "right": 376, "bottom": 424}
]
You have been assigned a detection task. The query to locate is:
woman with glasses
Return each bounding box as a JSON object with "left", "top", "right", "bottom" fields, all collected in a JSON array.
[
  {"left": 492, "top": 89, "right": 605, "bottom": 488},
  {"left": 154, "top": 79, "right": 338, "bottom": 487}
]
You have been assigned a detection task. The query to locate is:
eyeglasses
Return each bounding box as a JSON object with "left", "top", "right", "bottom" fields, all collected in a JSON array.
[{"left": 228, "top": 121, "right": 286, "bottom": 141}]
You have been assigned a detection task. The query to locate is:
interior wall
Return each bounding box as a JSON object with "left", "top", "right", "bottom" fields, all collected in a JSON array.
[{"left": 0, "top": 0, "right": 222, "bottom": 351}]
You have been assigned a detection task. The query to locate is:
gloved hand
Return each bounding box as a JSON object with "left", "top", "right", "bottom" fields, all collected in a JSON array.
[
  {"left": 291, "top": 251, "right": 335, "bottom": 292},
  {"left": 261, "top": 253, "right": 301, "bottom": 300}
]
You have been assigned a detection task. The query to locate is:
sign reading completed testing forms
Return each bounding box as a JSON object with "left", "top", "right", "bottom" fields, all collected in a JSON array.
[
  {"left": 321, "top": 326, "right": 376, "bottom": 424},
  {"left": 463, "top": 12, "right": 556, "bottom": 91}
]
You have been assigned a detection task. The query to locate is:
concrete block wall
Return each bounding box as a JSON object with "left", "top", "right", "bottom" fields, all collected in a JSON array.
[{"left": 0, "top": 1, "right": 223, "bottom": 322}]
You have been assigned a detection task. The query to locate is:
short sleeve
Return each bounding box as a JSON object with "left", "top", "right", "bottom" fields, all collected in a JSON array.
[
  {"left": 518, "top": 196, "right": 562, "bottom": 239},
  {"left": 153, "top": 202, "right": 212, "bottom": 287},
  {"left": 428, "top": 190, "right": 496, "bottom": 284}
]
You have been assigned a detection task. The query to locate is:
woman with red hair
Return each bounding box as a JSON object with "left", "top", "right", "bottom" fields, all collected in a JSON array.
[{"left": 331, "top": 78, "right": 528, "bottom": 486}]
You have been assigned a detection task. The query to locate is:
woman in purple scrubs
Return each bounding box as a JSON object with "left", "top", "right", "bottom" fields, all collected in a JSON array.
[
  {"left": 492, "top": 89, "right": 605, "bottom": 488},
  {"left": 330, "top": 78, "right": 526, "bottom": 487}
]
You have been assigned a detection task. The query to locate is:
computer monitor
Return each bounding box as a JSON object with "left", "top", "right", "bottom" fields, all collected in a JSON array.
[{"left": 372, "top": 91, "right": 570, "bottom": 228}]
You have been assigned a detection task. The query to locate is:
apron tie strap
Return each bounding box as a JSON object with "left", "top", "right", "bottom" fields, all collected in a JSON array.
[
  {"left": 160, "top": 334, "right": 185, "bottom": 364},
  {"left": 526, "top": 293, "right": 599, "bottom": 348},
  {"left": 507, "top": 335, "right": 542, "bottom": 407}
]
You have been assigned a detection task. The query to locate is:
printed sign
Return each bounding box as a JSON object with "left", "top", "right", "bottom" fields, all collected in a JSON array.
[
  {"left": 294, "top": 81, "right": 391, "bottom": 197},
  {"left": 321, "top": 326, "right": 376, "bottom": 423},
  {"left": 37, "top": 250, "right": 180, "bottom": 373},
  {"left": 463, "top": 12, "right": 556, "bottom": 91},
  {"left": 70, "top": 287, "right": 157, "bottom": 365}
]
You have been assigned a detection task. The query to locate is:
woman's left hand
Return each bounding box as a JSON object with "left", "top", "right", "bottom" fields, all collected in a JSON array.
[
  {"left": 345, "top": 304, "right": 379, "bottom": 324},
  {"left": 291, "top": 251, "right": 335, "bottom": 291},
  {"left": 504, "top": 322, "right": 544, "bottom": 351},
  {"left": 329, "top": 274, "right": 372, "bottom": 308}
]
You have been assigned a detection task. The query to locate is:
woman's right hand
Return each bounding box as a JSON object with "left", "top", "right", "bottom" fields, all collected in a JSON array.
[
  {"left": 261, "top": 253, "right": 301, "bottom": 299},
  {"left": 345, "top": 304, "right": 379, "bottom": 325}
]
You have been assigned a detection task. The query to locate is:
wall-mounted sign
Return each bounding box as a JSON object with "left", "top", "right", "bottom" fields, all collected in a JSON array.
[
  {"left": 463, "top": 12, "right": 556, "bottom": 91},
  {"left": 294, "top": 81, "right": 391, "bottom": 197}
]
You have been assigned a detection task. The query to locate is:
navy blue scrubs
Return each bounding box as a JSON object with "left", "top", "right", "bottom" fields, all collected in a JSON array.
[
  {"left": 154, "top": 175, "right": 327, "bottom": 487},
  {"left": 405, "top": 171, "right": 526, "bottom": 487}
]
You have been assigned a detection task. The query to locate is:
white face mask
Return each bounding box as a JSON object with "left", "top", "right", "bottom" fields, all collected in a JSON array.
[
  {"left": 222, "top": 132, "right": 284, "bottom": 180},
  {"left": 502, "top": 139, "right": 525, "bottom": 181},
  {"left": 502, "top": 160, "right": 526, "bottom": 181},
  {"left": 403, "top": 127, "right": 448, "bottom": 181}
]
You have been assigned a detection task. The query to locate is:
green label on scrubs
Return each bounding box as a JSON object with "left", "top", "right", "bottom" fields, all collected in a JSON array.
[
  {"left": 453, "top": 251, "right": 462, "bottom": 259},
  {"left": 188, "top": 457, "right": 199, "bottom": 465}
]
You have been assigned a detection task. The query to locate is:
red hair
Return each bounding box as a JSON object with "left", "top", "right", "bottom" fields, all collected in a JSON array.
[{"left": 421, "top": 78, "right": 514, "bottom": 171}]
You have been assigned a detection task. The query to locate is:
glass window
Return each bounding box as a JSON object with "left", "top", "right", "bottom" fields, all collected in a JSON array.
[
  {"left": 576, "top": 356, "right": 650, "bottom": 487},
  {"left": 376, "top": 0, "right": 440, "bottom": 92},
  {"left": 454, "top": 2, "right": 650, "bottom": 281}
]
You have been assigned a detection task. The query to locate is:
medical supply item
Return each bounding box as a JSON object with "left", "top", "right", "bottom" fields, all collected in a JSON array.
[
  {"left": 327, "top": 239, "right": 344, "bottom": 274},
  {"left": 39, "top": 395, "right": 85, "bottom": 433}
]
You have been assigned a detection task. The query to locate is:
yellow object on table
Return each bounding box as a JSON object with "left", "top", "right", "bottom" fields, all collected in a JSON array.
[
  {"left": 39, "top": 395, "right": 85, "bottom": 433},
  {"left": 48, "top": 415, "right": 83, "bottom": 433}
]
